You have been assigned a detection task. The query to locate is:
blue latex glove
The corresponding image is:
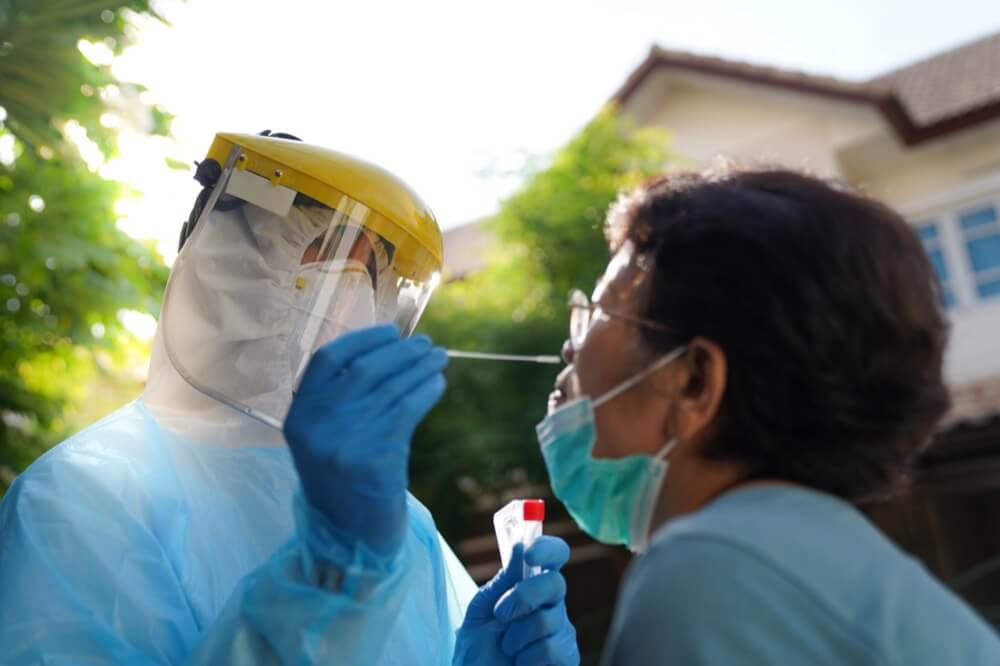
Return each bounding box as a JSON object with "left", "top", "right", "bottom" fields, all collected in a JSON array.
[
  {"left": 454, "top": 536, "right": 580, "bottom": 666},
  {"left": 284, "top": 324, "right": 448, "bottom": 558}
]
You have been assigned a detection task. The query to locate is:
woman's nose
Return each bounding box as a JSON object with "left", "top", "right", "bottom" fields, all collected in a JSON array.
[{"left": 561, "top": 339, "right": 575, "bottom": 365}]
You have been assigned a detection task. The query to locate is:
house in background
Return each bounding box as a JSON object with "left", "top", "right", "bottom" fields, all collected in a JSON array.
[{"left": 450, "top": 31, "right": 1000, "bottom": 652}]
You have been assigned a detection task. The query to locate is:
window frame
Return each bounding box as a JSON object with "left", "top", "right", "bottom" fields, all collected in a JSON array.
[
  {"left": 899, "top": 172, "right": 1000, "bottom": 313},
  {"left": 956, "top": 203, "right": 1000, "bottom": 300},
  {"left": 916, "top": 220, "right": 958, "bottom": 309}
]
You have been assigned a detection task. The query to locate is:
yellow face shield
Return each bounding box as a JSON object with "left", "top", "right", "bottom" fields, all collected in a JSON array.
[{"left": 160, "top": 136, "right": 443, "bottom": 429}]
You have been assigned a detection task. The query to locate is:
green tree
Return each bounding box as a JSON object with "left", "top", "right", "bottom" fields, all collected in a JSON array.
[
  {"left": 0, "top": 2, "right": 171, "bottom": 487},
  {"left": 412, "top": 108, "right": 671, "bottom": 540}
]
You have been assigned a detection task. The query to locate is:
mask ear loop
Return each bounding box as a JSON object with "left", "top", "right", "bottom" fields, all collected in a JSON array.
[
  {"left": 655, "top": 437, "right": 679, "bottom": 461},
  {"left": 591, "top": 345, "right": 688, "bottom": 410},
  {"left": 630, "top": 433, "right": 680, "bottom": 555}
]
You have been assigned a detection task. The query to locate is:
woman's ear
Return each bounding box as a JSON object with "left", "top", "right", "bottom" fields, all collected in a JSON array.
[{"left": 654, "top": 338, "right": 727, "bottom": 442}]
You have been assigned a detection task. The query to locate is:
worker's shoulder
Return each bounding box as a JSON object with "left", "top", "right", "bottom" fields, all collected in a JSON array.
[
  {"left": 34, "top": 399, "right": 161, "bottom": 465},
  {"left": 405, "top": 492, "right": 442, "bottom": 542},
  {"left": 8, "top": 401, "right": 167, "bottom": 509}
]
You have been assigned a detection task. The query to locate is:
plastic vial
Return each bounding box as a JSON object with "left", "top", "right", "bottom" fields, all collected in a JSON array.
[{"left": 493, "top": 499, "right": 545, "bottom": 579}]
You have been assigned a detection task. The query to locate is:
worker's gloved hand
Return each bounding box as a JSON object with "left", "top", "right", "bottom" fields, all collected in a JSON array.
[
  {"left": 453, "top": 536, "right": 580, "bottom": 666},
  {"left": 284, "top": 325, "right": 448, "bottom": 558}
]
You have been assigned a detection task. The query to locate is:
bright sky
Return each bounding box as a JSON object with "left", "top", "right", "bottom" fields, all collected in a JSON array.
[{"left": 105, "top": 0, "right": 1000, "bottom": 264}]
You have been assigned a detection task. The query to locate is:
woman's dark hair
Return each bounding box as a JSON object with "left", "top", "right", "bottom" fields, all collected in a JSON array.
[{"left": 606, "top": 166, "right": 951, "bottom": 501}]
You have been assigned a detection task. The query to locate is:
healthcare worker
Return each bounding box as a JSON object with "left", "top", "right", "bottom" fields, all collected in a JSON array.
[
  {"left": 0, "top": 131, "right": 579, "bottom": 665},
  {"left": 539, "top": 167, "right": 1000, "bottom": 664}
]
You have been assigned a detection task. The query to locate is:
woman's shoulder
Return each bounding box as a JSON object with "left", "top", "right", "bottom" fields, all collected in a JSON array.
[
  {"left": 651, "top": 483, "right": 892, "bottom": 578},
  {"left": 623, "top": 486, "right": 863, "bottom": 632},
  {"left": 609, "top": 483, "right": 1000, "bottom": 665},
  {"left": 644, "top": 484, "right": 918, "bottom": 621},
  {"left": 607, "top": 520, "right": 888, "bottom": 665}
]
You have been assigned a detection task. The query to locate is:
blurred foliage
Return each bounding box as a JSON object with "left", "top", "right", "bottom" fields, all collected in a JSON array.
[
  {"left": 412, "top": 108, "right": 672, "bottom": 540},
  {"left": 0, "top": 1, "right": 171, "bottom": 489}
]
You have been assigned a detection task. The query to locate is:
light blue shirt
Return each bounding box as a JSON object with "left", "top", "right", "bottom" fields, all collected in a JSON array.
[{"left": 601, "top": 484, "right": 1000, "bottom": 665}]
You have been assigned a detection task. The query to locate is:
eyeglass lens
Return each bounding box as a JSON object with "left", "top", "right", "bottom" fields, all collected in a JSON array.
[{"left": 568, "top": 289, "right": 590, "bottom": 349}]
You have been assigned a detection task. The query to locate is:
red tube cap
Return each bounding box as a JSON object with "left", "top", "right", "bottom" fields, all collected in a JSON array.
[{"left": 522, "top": 499, "right": 545, "bottom": 522}]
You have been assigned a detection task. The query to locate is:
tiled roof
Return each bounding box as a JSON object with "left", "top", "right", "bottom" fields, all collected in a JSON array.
[{"left": 870, "top": 32, "right": 1000, "bottom": 127}]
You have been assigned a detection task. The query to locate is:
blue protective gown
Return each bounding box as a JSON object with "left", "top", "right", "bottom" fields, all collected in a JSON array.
[{"left": 0, "top": 400, "right": 477, "bottom": 664}]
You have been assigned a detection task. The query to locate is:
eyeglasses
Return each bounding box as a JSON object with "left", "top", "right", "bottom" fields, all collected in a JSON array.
[{"left": 567, "top": 288, "right": 674, "bottom": 350}]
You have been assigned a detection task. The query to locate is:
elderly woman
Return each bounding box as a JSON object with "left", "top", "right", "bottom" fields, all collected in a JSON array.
[{"left": 539, "top": 167, "right": 1000, "bottom": 664}]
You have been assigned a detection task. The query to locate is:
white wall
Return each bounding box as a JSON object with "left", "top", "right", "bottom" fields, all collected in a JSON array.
[
  {"left": 442, "top": 219, "right": 495, "bottom": 280},
  {"left": 623, "top": 70, "right": 883, "bottom": 176},
  {"left": 842, "top": 120, "right": 1000, "bottom": 207}
]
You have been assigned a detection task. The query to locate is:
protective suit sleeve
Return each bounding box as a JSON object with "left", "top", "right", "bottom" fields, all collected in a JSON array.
[
  {"left": 0, "top": 459, "right": 415, "bottom": 665},
  {"left": 189, "top": 492, "right": 415, "bottom": 664}
]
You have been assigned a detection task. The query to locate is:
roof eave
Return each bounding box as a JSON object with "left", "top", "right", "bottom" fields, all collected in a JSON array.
[{"left": 611, "top": 48, "right": 1000, "bottom": 148}]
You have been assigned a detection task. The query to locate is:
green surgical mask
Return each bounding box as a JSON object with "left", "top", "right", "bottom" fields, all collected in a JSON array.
[{"left": 536, "top": 346, "right": 686, "bottom": 553}]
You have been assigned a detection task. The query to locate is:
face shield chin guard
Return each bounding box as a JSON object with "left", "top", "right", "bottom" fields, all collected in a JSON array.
[{"left": 160, "top": 146, "right": 442, "bottom": 430}]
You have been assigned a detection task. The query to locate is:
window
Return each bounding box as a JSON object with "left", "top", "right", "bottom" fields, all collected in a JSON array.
[
  {"left": 959, "top": 205, "right": 1000, "bottom": 300},
  {"left": 917, "top": 222, "right": 956, "bottom": 308},
  {"left": 907, "top": 180, "right": 1000, "bottom": 311}
]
